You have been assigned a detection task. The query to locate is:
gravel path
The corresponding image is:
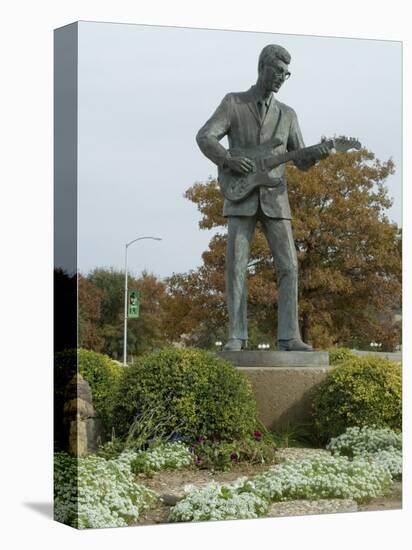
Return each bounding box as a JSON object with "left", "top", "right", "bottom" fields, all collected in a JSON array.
[
  {"left": 268, "top": 499, "right": 358, "bottom": 517},
  {"left": 359, "top": 481, "right": 402, "bottom": 512}
]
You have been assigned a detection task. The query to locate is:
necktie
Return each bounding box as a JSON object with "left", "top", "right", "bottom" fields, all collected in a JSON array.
[{"left": 258, "top": 100, "right": 266, "bottom": 121}]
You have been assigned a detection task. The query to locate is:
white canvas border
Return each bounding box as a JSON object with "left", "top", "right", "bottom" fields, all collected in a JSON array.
[{"left": 1, "top": 1, "right": 409, "bottom": 549}]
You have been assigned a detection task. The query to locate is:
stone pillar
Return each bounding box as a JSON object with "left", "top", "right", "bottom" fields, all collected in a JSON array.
[{"left": 63, "top": 373, "right": 102, "bottom": 456}]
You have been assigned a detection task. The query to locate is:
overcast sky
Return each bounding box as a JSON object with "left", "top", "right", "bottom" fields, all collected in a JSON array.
[{"left": 77, "top": 21, "right": 402, "bottom": 279}]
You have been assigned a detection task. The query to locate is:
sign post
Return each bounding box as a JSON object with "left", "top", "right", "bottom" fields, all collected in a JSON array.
[
  {"left": 122, "top": 236, "right": 162, "bottom": 365},
  {"left": 128, "top": 289, "right": 140, "bottom": 318}
]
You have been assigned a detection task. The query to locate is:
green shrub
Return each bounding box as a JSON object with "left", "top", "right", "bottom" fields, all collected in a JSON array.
[
  {"left": 95, "top": 438, "right": 125, "bottom": 460},
  {"left": 193, "top": 434, "right": 277, "bottom": 471},
  {"left": 55, "top": 349, "right": 124, "bottom": 435},
  {"left": 270, "top": 422, "right": 319, "bottom": 448},
  {"left": 112, "top": 347, "right": 259, "bottom": 442},
  {"left": 121, "top": 403, "right": 179, "bottom": 450},
  {"left": 327, "top": 347, "right": 357, "bottom": 365},
  {"left": 313, "top": 357, "right": 402, "bottom": 441}
]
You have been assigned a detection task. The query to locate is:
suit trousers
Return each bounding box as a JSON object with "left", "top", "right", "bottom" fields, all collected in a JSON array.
[{"left": 225, "top": 210, "right": 300, "bottom": 341}]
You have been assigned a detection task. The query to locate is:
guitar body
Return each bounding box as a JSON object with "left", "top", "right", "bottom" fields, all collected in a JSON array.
[
  {"left": 218, "top": 165, "right": 284, "bottom": 203},
  {"left": 218, "top": 136, "right": 361, "bottom": 203},
  {"left": 218, "top": 138, "right": 284, "bottom": 203}
]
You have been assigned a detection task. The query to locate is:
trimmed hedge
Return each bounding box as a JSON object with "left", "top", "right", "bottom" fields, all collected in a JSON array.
[
  {"left": 313, "top": 356, "right": 402, "bottom": 441},
  {"left": 112, "top": 347, "right": 259, "bottom": 442},
  {"left": 327, "top": 347, "right": 357, "bottom": 365}
]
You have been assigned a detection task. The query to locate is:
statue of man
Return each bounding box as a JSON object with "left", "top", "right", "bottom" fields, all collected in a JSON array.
[{"left": 196, "top": 44, "right": 329, "bottom": 351}]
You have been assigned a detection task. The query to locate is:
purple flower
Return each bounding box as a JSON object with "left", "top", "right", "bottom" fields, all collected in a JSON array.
[
  {"left": 253, "top": 431, "right": 262, "bottom": 441},
  {"left": 195, "top": 456, "right": 203, "bottom": 466},
  {"left": 230, "top": 453, "right": 239, "bottom": 463},
  {"left": 169, "top": 432, "right": 184, "bottom": 443},
  {"left": 196, "top": 436, "right": 205, "bottom": 444}
]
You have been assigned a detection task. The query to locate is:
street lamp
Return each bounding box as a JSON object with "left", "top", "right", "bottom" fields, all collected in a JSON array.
[{"left": 123, "top": 236, "right": 162, "bottom": 365}]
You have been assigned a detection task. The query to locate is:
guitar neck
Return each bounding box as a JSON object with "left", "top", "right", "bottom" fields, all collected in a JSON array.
[{"left": 267, "top": 140, "right": 333, "bottom": 169}]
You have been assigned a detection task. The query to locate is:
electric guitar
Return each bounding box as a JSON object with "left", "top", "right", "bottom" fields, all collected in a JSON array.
[{"left": 218, "top": 136, "right": 361, "bottom": 203}]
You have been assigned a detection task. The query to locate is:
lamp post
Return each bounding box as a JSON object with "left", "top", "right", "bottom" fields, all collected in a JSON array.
[{"left": 123, "top": 236, "right": 162, "bottom": 365}]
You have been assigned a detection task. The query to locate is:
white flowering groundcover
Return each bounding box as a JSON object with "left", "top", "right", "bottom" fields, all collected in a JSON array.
[
  {"left": 54, "top": 451, "right": 157, "bottom": 529},
  {"left": 54, "top": 427, "right": 402, "bottom": 527},
  {"left": 131, "top": 441, "right": 193, "bottom": 473},
  {"left": 54, "top": 442, "right": 193, "bottom": 528},
  {"left": 327, "top": 426, "right": 402, "bottom": 479},
  {"left": 169, "top": 479, "right": 269, "bottom": 522},
  {"left": 169, "top": 427, "right": 402, "bottom": 523}
]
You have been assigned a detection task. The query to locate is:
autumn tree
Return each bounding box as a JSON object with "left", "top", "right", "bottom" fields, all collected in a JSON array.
[
  {"left": 85, "top": 268, "right": 124, "bottom": 358},
  {"left": 78, "top": 275, "right": 104, "bottom": 351},
  {"left": 287, "top": 148, "right": 401, "bottom": 349},
  {"left": 80, "top": 268, "right": 168, "bottom": 358},
  {"left": 165, "top": 148, "right": 401, "bottom": 350},
  {"left": 127, "top": 271, "right": 168, "bottom": 357},
  {"left": 162, "top": 266, "right": 227, "bottom": 348}
]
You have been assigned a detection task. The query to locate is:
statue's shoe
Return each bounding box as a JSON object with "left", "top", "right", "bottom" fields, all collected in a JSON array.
[
  {"left": 278, "top": 339, "right": 313, "bottom": 352},
  {"left": 222, "top": 338, "right": 245, "bottom": 351}
]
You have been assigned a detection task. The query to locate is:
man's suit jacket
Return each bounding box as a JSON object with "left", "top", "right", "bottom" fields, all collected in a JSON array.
[{"left": 196, "top": 85, "right": 308, "bottom": 219}]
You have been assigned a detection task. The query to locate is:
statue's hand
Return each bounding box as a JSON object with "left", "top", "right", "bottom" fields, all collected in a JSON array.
[
  {"left": 302, "top": 143, "right": 330, "bottom": 165},
  {"left": 224, "top": 155, "right": 255, "bottom": 175},
  {"left": 314, "top": 142, "right": 330, "bottom": 160}
]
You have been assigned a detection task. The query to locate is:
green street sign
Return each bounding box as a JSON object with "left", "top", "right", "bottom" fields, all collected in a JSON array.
[{"left": 128, "top": 289, "right": 140, "bottom": 318}]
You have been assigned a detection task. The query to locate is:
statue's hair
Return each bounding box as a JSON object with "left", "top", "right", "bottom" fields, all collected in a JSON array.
[{"left": 258, "top": 44, "right": 291, "bottom": 71}]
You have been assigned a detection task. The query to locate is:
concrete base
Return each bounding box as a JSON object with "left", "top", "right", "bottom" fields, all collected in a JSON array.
[{"left": 218, "top": 351, "right": 331, "bottom": 431}]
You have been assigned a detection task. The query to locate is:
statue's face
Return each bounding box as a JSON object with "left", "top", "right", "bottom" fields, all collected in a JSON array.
[{"left": 260, "top": 59, "right": 290, "bottom": 93}]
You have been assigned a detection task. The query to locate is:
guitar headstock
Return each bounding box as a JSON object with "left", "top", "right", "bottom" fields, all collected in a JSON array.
[{"left": 332, "top": 136, "right": 362, "bottom": 152}]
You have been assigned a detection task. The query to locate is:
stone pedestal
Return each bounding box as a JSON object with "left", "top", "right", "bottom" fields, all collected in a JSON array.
[
  {"left": 217, "top": 351, "right": 331, "bottom": 431},
  {"left": 218, "top": 350, "right": 329, "bottom": 368}
]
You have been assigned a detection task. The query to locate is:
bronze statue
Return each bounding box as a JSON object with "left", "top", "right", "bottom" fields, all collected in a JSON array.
[{"left": 196, "top": 44, "right": 331, "bottom": 352}]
